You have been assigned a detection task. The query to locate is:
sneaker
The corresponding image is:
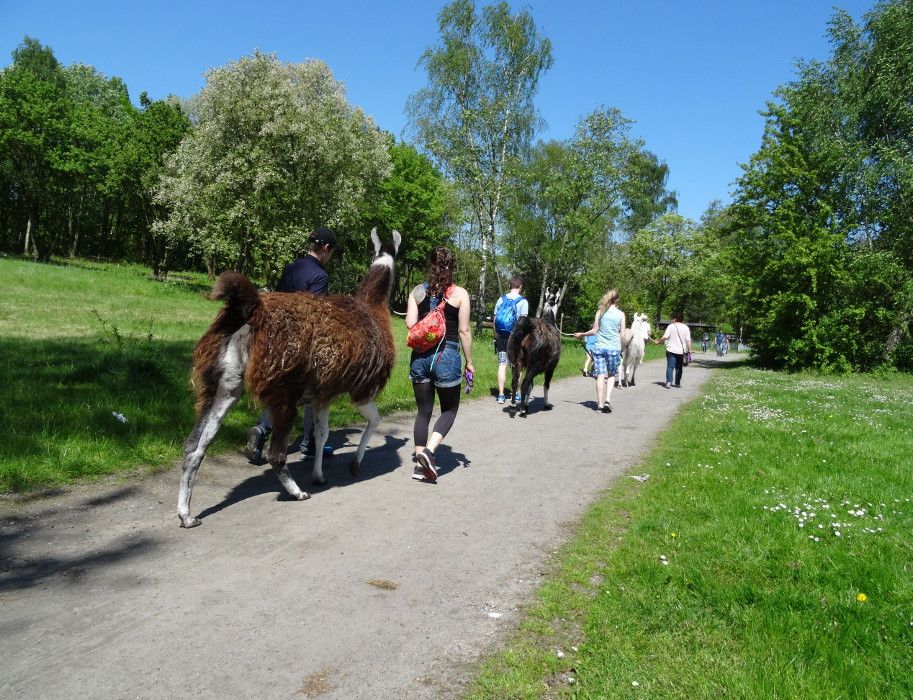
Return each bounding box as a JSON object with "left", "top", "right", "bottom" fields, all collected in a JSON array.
[
  {"left": 601, "top": 403, "right": 612, "bottom": 413},
  {"left": 497, "top": 394, "right": 506, "bottom": 404},
  {"left": 514, "top": 391, "right": 522, "bottom": 402},
  {"left": 245, "top": 425, "right": 266, "bottom": 462},
  {"left": 665, "top": 381, "right": 671, "bottom": 389},
  {"left": 415, "top": 449, "right": 438, "bottom": 483}
]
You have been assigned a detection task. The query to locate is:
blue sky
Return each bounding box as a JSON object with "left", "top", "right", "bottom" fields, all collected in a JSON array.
[{"left": 1, "top": 0, "right": 875, "bottom": 221}]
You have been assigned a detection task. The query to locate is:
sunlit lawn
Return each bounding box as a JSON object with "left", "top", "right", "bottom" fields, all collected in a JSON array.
[
  {"left": 0, "top": 256, "right": 645, "bottom": 492},
  {"left": 470, "top": 365, "right": 913, "bottom": 699}
]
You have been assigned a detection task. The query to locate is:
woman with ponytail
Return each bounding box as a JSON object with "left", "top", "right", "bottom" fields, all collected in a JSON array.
[
  {"left": 405, "top": 247, "right": 474, "bottom": 482},
  {"left": 574, "top": 289, "right": 625, "bottom": 413}
]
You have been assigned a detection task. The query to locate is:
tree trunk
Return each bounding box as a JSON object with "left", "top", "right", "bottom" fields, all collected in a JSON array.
[
  {"left": 536, "top": 264, "right": 550, "bottom": 317},
  {"left": 24, "top": 206, "right": 40, "bottom": 260},
  {"left": 475, "top": 227, "right": 490, "bottom": 334}
]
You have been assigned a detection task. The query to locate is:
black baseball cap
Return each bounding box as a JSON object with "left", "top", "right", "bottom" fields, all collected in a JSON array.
[{"left": 309, "top": 226, "right": 338, "bottom": 249}]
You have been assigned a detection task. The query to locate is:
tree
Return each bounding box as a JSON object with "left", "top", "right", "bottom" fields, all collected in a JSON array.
[
  {"left": 361, "top": 139, "right": 455, "bottom": 305},
  {"left": 503, "top": 107, "right": 642, "bottom": 317},
  {"left": 407, "top": 0, "right": 553, "bottom": 329},
  {"left": 155, "top": 51, "right": 391, "bottom": 283},
  {"left": 731, "top": 0, "right": 913, "bottom": 371},
  {"left": 0, "top": 37, "right": 71, "bottom": 260},
  {"left": 626, "top": 213, "right": 698, "bottom": 326}
]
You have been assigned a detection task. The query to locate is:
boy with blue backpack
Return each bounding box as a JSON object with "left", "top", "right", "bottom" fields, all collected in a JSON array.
[{"left": 493, "top": 276, "right": 529, "bottom": 403}]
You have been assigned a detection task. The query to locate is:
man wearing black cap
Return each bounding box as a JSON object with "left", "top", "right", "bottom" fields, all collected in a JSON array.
[{"left": 246, "top": 226, "right": 338, "bottom": 462}]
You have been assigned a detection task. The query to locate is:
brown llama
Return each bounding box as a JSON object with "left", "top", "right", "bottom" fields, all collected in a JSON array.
[
  {"left": 177, "top": 229, "right": 401, "bottom": 528},
  {"left": 507, "top": 289, "right": 562, "bottom": 417}
]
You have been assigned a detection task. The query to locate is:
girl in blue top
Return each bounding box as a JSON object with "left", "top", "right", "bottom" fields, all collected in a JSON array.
[{"left": 575, "top": 289, "right": 626, "bottom": 413}]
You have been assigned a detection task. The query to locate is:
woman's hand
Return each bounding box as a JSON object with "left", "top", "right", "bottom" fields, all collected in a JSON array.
[
  {"left": 574, "top": 332, "right": 583, "bottom": 339},
  {"left": 465, "top": 362, "right": 475, "bottom": 375}
]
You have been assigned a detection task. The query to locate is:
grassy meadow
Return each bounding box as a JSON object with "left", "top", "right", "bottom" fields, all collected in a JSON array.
[
  {"left": 0, "top": 256, "right": 653, "bottom": 492},
  {"left": 470, "top": 365, "right": 913, "bottom": 698}
]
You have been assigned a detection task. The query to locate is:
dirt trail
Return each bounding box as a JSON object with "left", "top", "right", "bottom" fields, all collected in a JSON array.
[{"left": 0, "top": 355, "right": 737, "bottom": 698}]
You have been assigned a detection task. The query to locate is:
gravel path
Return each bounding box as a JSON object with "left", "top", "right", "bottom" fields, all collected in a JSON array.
[{"left": 0, "top": 354, "right": 737, "bottom": 698}]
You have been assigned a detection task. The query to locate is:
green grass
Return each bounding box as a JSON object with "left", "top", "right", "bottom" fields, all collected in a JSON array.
[
  {"left": 0, "top": 256, "right": 628, "bottom": 492},
  {"left": 469, "top": 366, "right": 913, "bottom": 699}
]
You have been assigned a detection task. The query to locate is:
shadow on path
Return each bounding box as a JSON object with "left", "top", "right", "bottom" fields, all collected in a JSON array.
[{"left": 194, "top": 434, "right": 409, "bottom": 524}]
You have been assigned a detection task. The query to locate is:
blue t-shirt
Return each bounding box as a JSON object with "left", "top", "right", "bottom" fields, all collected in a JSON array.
[
  {"left": 594, "top": 307, "right": 623, "bottom": 351},
  {"left": 277, "top": 255, "right": 329, "bottom": 294}
]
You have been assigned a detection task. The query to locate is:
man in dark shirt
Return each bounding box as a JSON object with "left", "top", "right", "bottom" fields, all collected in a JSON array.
[{"left": 246, "top": 227, "right": 337, "bottom": 462}]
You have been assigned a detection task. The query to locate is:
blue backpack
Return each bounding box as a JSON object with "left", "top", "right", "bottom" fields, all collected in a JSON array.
[{"left": 494, "top": 294, "right": 524, "bottom": 334}]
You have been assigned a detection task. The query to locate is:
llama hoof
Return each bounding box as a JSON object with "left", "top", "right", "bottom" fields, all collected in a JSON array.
[
  {"left": 519, "top": 408, "right": 528, "bottom": 417},
  {"left": 348, "top": 458, "right": 360, "bottom": 479},
  {"left": 296, "top": 491, "right": 311, "bottom": 500},
  {"left": 312, "top": 476, "right": 328, "bottom": 486},
  {"left": 179, "top": 515, "right": 201, "bottom": 528},
  {"left": 542, "top": 403, "right": 553, "bottom": 410}
]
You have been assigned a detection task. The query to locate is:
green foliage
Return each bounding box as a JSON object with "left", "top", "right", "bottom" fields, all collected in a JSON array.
[
  {"left": 407, "top": 0, "right": 553, "bottom": 323},
  {"left": 471, "top": 366, "right": 913, "bottom": 698},
  {"left": 154, "top": 51, "right": 391, "bottom": 286},
  {"left": 732, "top": 0, "right": 913, "bottom": 371},
  {"left": 0, "top": 37, "right": 191, "bottom": 267},
  {"left": 504, "top": 107, "right": 678, "bottom": 323},
  {"left": 0, "top": 256, "right": 592, "bottom": 492}
]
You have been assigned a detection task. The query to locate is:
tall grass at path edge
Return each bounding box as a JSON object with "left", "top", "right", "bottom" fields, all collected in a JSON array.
[
  {"left": 469, "top": 365, "right": 913, "bottom": 699},
  {"left": 0, "top": 257, "right": 656, "bottom": 492}
]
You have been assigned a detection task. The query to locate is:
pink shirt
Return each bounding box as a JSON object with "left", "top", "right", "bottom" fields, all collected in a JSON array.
[{"left": 661, "top": 322, "right": 691, "bottom": 355}]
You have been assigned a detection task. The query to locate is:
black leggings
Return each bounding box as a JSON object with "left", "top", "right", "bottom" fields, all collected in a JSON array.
[{"left": 413, "top": 382, "right": 461, "bottom": 448}]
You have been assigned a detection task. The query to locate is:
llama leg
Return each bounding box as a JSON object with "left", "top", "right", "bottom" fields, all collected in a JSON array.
[
  {"left": 266, "top": 400, "right": 309, "bottom": 501},
  {"left": 350, "top": 401, "right": 380, "bottom": 479},
  {"left": 310, "top": 403, "right": 331, "bottom": 486},
  {"left": 177, "top": 382, "right": 243, "bottom": 528},
  {"left": 519, "top": 371, "right": 534, "bottom": 416},
  {"left": 510, "top": 364, "right": 520, "bottom": 406},
  {"left": 542, "top": 367, "right": 555, "bottom": 410}
]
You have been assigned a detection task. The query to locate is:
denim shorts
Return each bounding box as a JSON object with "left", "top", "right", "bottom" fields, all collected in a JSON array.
[
  {"left": 592, "top": 348, "right": 621, "bottom": 376},
  {"left": 410, "top": 341, "right": 462, "bottom": 388}
]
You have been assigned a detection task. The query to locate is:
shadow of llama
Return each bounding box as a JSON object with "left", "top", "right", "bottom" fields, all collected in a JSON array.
[
  {"left": 507, "top": 289, "right": 562, "bottom": 417},
  {"left": 177, "top": 229, "right": 401, "bottom": 528}
]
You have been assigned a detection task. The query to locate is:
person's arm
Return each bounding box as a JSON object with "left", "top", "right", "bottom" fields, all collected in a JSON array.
[
  {"left": 406, "top": 292, "right": 419, "bottom": 329},
  {"left": 574, "top": 313, "right": 600, "bottom": 339},
  {"left": 653, "top": 325, "right": 670, "bottom": 345},
  {"left": 457, "top": 288, "right": 474, "bottom": 374}
]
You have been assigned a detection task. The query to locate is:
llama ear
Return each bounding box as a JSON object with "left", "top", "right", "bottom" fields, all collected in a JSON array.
[
  {"left": 392, "top": 230, "right": 401, "bottom": 255},
  {"left": 370, "top": 227, "right": 381, "bottom": 257}
]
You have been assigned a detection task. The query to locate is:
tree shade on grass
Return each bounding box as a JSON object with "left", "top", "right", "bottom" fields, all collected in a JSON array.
[{"left": 0, "top": 256, "right": 627, "bottom": 492}]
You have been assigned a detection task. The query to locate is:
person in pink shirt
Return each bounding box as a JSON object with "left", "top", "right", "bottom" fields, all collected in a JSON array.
[{"left": 654, "top": 313, "right": 692, "bottom": 388}]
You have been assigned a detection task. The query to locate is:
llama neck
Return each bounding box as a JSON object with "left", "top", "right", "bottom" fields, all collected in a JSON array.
[{"left": 355, "top": 255, "right": 394, "bottom": 305}]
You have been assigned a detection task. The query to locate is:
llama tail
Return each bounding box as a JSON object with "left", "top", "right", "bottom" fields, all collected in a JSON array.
[
  {"left": 210, "top": 271, "right": 262, "bottom": 329},
  {"left": 191, "top": 272, "right": 262, "bottom": 415}
]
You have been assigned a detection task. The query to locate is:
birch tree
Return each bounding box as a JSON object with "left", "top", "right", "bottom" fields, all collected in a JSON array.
[{"left": 407, "top": 0, "right": 552, "bottom": 329}]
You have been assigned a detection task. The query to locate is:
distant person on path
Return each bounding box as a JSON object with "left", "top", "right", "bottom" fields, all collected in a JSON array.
[
  {"left": 245, "top": 227, "right": 337, "bottom": 463},
  {"left": 493, "top": 276, "right": 528, "bottom": 403},
  {"left": 716, "top": 329, "right": 725, "bottom": 356},
  {"left": 655, "top": 313, "right": 692, "bottom": 388},
  {"left": 574, "top": 289, "right": 625, "bottom": 413},
  {"left": 581, "top": 334, "right": 596, "bottom": 377},
  {"left": 701, "top": 331, "right": 710, "bottom": 353},
  {"left": 406, "top": 247, "right": 474, "bottom": 483}
]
